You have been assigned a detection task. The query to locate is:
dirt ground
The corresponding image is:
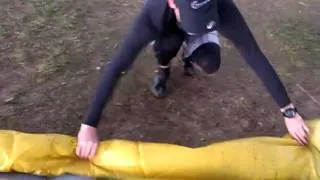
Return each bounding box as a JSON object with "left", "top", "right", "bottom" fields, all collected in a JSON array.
[{"left": 0, "top": 0, "right": 319, "bottom": 149}]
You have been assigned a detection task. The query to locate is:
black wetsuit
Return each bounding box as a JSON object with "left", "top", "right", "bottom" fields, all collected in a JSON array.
[{"left": 84, "top": 0, "right": 291, "bottom": 127}]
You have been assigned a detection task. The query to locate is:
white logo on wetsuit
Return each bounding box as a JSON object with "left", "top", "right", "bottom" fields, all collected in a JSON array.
[
  {"left": 207, "top": 21, "right": 216, "bottom": 30},
  {"left": 190, "top": 0, "right": 211, "bottom": 9}
]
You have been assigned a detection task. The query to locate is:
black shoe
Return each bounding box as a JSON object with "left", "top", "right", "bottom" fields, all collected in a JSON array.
[
  {"left": 183, "top": 58, "right": 195, "bottom": 76},
  {"left": 151, "top": 67, "right": 170, "bottom": 98}
]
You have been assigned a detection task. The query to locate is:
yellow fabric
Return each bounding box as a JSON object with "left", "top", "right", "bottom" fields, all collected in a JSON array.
[{"left": 0, "top": 119, "right": 320, "bottom": 180}]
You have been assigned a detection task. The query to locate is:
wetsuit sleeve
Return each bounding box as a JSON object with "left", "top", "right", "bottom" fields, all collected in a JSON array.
[
  {"left": 217, "top": 0, "right": 291, "bottom": 108},
  {"left": 84, "top": 8, "right": 156, "bottom": 127}
]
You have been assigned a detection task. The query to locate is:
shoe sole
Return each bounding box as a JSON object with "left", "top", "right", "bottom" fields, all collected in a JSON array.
[{"left": 150, "top": 85, "right": 168, "bottom": 98}]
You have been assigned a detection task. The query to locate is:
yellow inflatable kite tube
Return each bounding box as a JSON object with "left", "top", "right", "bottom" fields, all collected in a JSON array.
[{"left": 0, "top": 119, "right": 320, "bottom": 180}]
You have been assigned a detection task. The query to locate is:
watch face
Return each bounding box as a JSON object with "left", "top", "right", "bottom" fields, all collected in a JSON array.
[{"left": 285, "top": 109, "right": 296, "bottom": 118}]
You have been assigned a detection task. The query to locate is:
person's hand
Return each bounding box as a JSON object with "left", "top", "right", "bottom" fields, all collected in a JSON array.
[
  {"left": 76, "top": 124, "right": 99, "bottom": 160},
  {"left": 284, "top": 113, "right": 310, "bottom": 145}
]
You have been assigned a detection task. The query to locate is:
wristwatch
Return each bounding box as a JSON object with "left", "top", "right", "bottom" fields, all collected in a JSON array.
[{"left": 282, "top": 107, "right": 298, "bottom": 118}]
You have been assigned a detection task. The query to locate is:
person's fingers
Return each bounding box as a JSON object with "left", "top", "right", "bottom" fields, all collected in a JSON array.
[
  {"left": 80, "top": 144, "right": 87, "bottom": 159},
  {"left": 78, "top": 143, "right": 85, "bottom": 158},
  {"left": 76, "top": 143, "right": 81, "bottom": 157},
  {"left": 298, "top": 130, "right": 306, "bottom": 145},
  {"left": 89, "top": 143, "right": 98, "bottom": 160},
  {"left": 76, "top": 141, "right": 99, "bottom": 159},
  {"left": 293, "top": 132, "right": 303, "bottom": 145},
  {"left": 87, "top": 142, "right": 94, "bottom": 160},
  {"left": 300, "top": 127, "right": 309, "bottom": 144},
  {"left": 297, "top": 116, "right": 310, "bottom": 133},
  {"left": 83, "top": 142, "right": 92, "bottom": 159},
  {"left": 303, "top": 123, "right": 310, "bottom": 134},
  {"left": 297, "top": 128, "right": 308, "bottom": 145}
]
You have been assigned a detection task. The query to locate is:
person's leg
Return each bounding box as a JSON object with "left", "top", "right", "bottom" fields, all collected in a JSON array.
[
  {"left": 0, "top": 173, "right": 93, "bottom": 180},
  {"left": 0, "top": 173, "right": 46, "bottom": 180},
  {"left": 50, "top": 174, "right": 93, "bottom": 180},
  {"left": 151, "top": 33, "right": 184, "bottom": 97},
  {"left": 182, "top": 30, "right": 220, "bottom": 76}
]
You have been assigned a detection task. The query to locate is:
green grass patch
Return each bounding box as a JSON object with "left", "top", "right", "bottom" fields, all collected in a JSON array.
[
  {"left": 0, "top": 25, "right": 10, "bottom": 39},
  {"left": 270, "top": 19, "right": 320, "bottom": 61}
]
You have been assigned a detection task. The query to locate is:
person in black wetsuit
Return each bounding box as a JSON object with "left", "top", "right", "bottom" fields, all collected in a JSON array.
[{"left": 76, "top": 0, "right": 310, "bottom": 159}]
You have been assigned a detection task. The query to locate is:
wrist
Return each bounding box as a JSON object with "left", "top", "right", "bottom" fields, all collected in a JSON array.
[
  {"left": 280, "top": 103, "right": 295, "bottom": 113},
  {"left": 281, "top": 104, "right": 298, "bottom": 118},
  {"left": 81, "top": 123, "right": 97, "bottom": 130}
]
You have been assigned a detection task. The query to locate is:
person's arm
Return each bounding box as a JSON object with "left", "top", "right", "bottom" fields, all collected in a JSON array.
[
  {"left": 84, "top": 8, "right": 156, "bottom": 128},
  {"left": 217, "top": 0, "right": 309, "bottom": 144},
  {"left": 76, "top": 7, "right": 156, "bottom": 159},
  {"left": 217, "top": 0, "right": 290, "bottom": 107}
]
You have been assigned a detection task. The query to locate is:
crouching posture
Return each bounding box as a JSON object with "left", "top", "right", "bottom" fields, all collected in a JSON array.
[{"left": 75, "top": 0, "right": 310, "bottom": 160}]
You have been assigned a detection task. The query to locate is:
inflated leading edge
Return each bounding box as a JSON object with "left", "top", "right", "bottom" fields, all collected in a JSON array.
[{"left": 0, "top": 119, "right": 320, "bottom": 180}]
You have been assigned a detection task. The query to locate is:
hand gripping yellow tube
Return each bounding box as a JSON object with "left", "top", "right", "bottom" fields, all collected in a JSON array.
[{"left": 0, "top": 119, "right": 320, "bottom": 180}]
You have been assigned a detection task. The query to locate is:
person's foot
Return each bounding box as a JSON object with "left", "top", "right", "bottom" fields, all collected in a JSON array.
[
  {"left": 183, "top": 58, "right": 195, "bottom": 76},
  {"left": 183, "top": 61, "right": 195, "bottom": 76},
  {"left": 151, "top": 67, "right": 170, "bottom": 98}
]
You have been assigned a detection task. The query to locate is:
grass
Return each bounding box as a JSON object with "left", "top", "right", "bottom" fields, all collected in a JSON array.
[
  {"left": 41, "top": 52, "right": 70, "bottom": 74},
  {"left": 11, "top": 0, "right": 81, "bottom": 75},
  {"left": 0, "top": 25, "right": 9, "bottom": 39},
  {"left": 267, "top": 18, "right": 320, "bottom": 80},
  {"left": 270, "top": 19, "right": 320, "bottom": 61},
  {"left": 0, "top": 115, "right": 17, "bottom": 128}
]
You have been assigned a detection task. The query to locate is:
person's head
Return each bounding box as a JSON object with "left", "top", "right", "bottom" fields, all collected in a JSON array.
[{"left": 167, "top": 0, "right": 220, "bottom": 35}]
